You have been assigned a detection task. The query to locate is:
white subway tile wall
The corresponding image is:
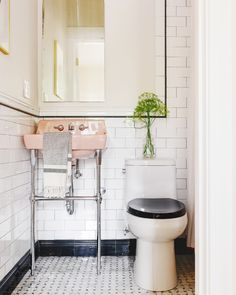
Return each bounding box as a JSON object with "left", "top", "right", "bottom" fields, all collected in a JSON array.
[
  {"left": 37, "top": 1, "right": 191, "bottom": 241},
  {"left": 0, "top": 106, "right": 35, "bottom": 281}
]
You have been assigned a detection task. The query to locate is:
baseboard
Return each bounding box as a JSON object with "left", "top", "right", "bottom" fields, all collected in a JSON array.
[
  {"left": 0, "top": 250, "right": 31, "bottom": 295},
  {"left": 37, "top": 238, "right": 193, "bottom": 257},
  {"left": 175, "top": 238, "right": 194, "bottom": 254},
  {"left": 37, "top": 239, "right": 137, "bottom": 257},
  {"left": 0, "top": 238, "right": 193, "bottom": 294}
]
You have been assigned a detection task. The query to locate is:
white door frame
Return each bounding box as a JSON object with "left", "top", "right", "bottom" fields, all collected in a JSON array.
[{"left": 194, "top": 0, "right": 236, "bottom": 294}]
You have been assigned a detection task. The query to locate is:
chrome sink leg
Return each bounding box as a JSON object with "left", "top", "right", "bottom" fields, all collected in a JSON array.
[
  {"left": 96, "top": 150, "right": 102, "bottom": 274},
  {"left": 30, "top": 150, "right": 36, "bottom": 276}
]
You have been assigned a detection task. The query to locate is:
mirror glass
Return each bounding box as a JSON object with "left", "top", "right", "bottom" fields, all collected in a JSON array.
[
  {"left": 42, "top": 0, "right": 166, "bottom": 115},
  {"left": 43, "top": 0, "right": 105, "bottom": 102}
]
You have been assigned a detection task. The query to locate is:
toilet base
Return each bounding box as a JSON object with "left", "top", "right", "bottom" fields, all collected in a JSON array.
[{"left": 134, "top": 239, "right": 177, "bottom": 291}]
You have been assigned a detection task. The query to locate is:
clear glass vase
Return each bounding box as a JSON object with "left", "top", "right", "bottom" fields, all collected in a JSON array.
[{"left": 143, "top": 124, "right": 155, "bottom": 158}]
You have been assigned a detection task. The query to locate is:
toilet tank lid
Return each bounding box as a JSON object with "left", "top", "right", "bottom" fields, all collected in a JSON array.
[{"left": 125, "top": 158, "right": 175, "bottom": 166}]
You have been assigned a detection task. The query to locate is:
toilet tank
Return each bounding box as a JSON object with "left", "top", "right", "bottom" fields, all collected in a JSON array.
[{"left": 125, "top": 158, "right": 176, "bottom": 205}]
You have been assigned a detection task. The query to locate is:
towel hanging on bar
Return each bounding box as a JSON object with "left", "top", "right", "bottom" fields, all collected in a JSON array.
[{"left": 43, "top": 132, "right": 72, "bottom": 198}]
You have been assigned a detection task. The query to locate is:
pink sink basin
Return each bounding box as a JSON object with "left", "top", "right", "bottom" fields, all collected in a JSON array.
[{"left": 23, "top": 119, "right": 107, "bottom": 159}]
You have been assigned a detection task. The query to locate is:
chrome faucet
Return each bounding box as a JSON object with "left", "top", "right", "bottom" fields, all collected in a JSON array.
[{"left": 68, "top": 122, "right": 75, "bottom": 131}]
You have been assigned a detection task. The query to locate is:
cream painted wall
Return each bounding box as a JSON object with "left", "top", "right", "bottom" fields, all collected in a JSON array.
[
  {"left": 0, "top": 1, "right": 38, "bottom": 281},
  {"left": 0, "top": 0, "right": 38, "bottom": 113}
]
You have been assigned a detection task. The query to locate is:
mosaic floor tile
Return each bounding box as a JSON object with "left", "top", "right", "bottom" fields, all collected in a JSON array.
[{"left": 12, "top": 255, "right": 194, "bottom": 295}]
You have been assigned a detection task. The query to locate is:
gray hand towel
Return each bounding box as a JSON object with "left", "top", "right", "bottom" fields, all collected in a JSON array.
[{"left": 43, "top": 132, "right": 72, "bottom": 198}]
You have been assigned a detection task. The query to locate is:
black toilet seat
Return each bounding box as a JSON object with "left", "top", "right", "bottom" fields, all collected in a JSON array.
[{"left": 127, "top": 198, "right": 186, "bottom": 219}]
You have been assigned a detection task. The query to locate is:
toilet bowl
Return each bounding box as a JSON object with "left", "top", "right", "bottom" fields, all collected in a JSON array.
[{"left": 125, "top": 159, "right": 188, "bottom": 291}]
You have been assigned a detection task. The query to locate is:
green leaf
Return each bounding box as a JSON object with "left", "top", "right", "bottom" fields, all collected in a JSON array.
[{"left": 132, "top": 92, "right": 168, "bottom": 121}]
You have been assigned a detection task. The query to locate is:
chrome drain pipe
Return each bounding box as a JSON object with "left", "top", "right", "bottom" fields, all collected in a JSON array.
[
  {"left": 75, "top": 159, "right": 82, "bottom": 179},
  {"left": 66, "top": 164, "right": 75, "bottom": 215}
]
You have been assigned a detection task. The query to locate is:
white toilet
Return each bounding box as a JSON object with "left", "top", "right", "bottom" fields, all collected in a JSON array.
[{"left": 125, "top": 158, "right": 188, "bottom": 292}]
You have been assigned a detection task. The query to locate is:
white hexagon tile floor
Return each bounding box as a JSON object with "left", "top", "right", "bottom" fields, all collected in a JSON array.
[{"left": 11, "top": 255, "right": 194, "bottom": 295}]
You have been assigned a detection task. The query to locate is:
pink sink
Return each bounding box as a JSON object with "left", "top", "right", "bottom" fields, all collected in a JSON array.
[{"left": 23, "top": 119, "right": 107, "bottom": 159}]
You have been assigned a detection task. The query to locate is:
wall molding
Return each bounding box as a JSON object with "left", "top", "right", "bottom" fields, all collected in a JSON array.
[
  {"left": 0, "top": 91, "right": 39, "bottom": 117},
  {"left": 0, "top": 102, "right": 38, "bottom": 117}
]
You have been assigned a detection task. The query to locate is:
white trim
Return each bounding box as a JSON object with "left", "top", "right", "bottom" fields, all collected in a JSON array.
[
  {"left": 0, "top": 91, "right": 39, "bottom": 115},
  {"left": 232, "top": 2, "right": 236, "bottom": 287},
  {"left": 195, "top": 0, "right": 208, "bottom": 292},
  {"left": 196, "top": 0, "right": 235, "bottom": 294}
]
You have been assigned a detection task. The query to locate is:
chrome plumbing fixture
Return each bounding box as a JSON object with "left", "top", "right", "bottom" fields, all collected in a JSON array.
[
  {"left": 101, "top": 187, "right": 106, "bottom": 195},
  {"left": 79, "top": 124, "right": 88, "bottom": 131},
  {"left": 53, "top": 124, "right": 64, "bottom": 131},
  {"left": 75, "top": 159, "right": 82, "bottom": 179},
  {"left": 123, "top": 226, "right": 130, "bottom": 236},
  {"left": 68, "top": 122, "right": 75, "bottom": 131},
  {"left": 26, "top": 119, "right": 107, "bottom": 275},
  {"left": 65, "top": 164, "right": 75, "bottom": 215},
  {"left": 30, "top": 149, "right": 104, "bottom": 275}
]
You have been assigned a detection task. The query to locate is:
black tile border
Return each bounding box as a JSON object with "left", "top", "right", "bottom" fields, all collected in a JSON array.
[
  {"left": 0, "top": 242, "right": 41, "bottom": 295},
  {"left": 0, "top": 238, "right": 193, "bottom": 295},
  {"left": 37, "top": 239, "right": 137, "bottom": 257},
  {"left": 0, "top": 250, "right": 31, "bottom": 295},
  {"left": 0, "top": 102, "right": 168, "bottom": 119},
  {"left": 37, "top": 238, "right": 193, "bottom": 257},
  {"left": 175, "top": 238, "right": 194, "bottom": 255}
]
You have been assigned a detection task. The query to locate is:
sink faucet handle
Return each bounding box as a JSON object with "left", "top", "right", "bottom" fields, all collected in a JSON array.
[
  {"left": 79, "top": 124, "right": 89, "bottom": 131},
  {"left": 54, "top": 124, "right": 64, "bottom": 131}
]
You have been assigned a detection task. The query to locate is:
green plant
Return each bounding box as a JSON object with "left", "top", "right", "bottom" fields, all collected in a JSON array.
[{"left": 132, "top": 92, "right": 168, "bottom": 158}]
